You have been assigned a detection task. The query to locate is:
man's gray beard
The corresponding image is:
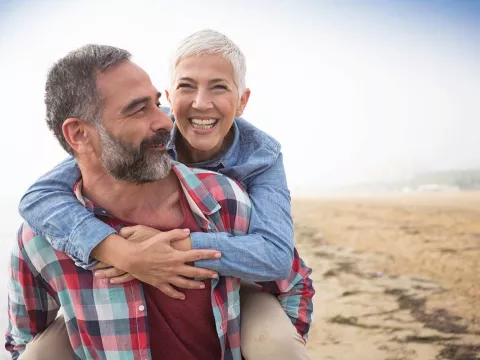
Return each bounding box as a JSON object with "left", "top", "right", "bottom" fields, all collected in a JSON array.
[{"left": 98, "top": 125, "right": 172, "bottom": 184}]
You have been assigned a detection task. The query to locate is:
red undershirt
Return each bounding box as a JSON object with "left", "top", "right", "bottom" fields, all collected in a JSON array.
[{"left": 142, "top": 192, "right": 221, "bottom": 359}]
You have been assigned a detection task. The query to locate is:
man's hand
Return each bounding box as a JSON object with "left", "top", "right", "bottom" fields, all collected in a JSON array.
[
  {"left": 92, "top": 257, "right": 134, "bottom": 283},
  {"left": 94, "top": 226, "right": 169, "bottom": 284},
  {"left": 118, "top": 225, "right": 193, "bottom": 251},
  {"left": 93, "top": 226, "right": 162, "bottom": 283},
  {"left": 119, "top": 225, "right": 161, "bottom": 244},
  {"left": 94, "top": 225, "right": 220, "bottom": 300}
]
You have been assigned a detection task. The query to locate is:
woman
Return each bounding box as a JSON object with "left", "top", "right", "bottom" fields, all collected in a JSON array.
[{"left": 19, "top": 29, "right": 312, "bottom": 359}]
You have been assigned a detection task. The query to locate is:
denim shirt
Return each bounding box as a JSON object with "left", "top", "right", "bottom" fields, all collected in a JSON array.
[{"left": 18, "top": 115, "right": 294, "bottom": 281}]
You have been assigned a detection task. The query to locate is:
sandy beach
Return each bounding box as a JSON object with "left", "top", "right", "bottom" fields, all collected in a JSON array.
[{"left": 295, "top": 192, "right": 480, "bottom": 360}]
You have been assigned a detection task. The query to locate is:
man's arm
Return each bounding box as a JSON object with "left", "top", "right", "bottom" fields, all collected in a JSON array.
[
  {"left": 91, "top": 228, "right": 221, "bottom": 300},
  {"left": 255, "top": 249, "right": 315, "bottom": 341},
  {"left": 204, "top": 171, "right": 314, "bottom": 340},
  {"left": 103, "top": 176, "right": 315, "bottom": 338},
  {"left": 6, "top": 225, "right": 60, "bottom": 359}
]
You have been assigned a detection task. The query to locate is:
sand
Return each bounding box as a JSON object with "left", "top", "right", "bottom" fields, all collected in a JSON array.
[{"left": 294, "top": 192, "right": 480, "bottom": 359}]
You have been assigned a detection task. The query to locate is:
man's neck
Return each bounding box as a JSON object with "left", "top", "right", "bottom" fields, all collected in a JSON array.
[{"left": 81, "top": 167, "right": 183, "bottom": 228}]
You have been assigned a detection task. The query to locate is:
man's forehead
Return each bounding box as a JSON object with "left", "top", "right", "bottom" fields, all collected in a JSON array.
[{"left": 96, "top": 61, "right": 156, "bottom": 101}]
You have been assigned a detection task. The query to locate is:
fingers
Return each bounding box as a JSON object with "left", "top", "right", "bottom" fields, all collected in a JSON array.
[
  {"left": 91, "top": 262, "right": 111, "bottom": 270},
  {"left": 178, "top": 265, "right": 218, "bottom": 280},
  {"left": 119, "top": 225, "right": 151, "bottom": 238},
  {"left": 118, "top": 226, "right": 138, "bottom": 238},
  {"left": 157, "top": 284, "right": 185, "bottom": 300},
  {"left": 169, "top": 276, "right": 207, "bottom": 290},
  {"left": 182, "top": 249, "right": 221, "bottom": 263},
  {"left": 157, "top": 228, "right": 191, "bottom": 242},
  {"left": 109, "top": 273, "right": 136, "bottom": 284},
  {"left": 95, "top": 267, "right": 127, "bottom": 279}
]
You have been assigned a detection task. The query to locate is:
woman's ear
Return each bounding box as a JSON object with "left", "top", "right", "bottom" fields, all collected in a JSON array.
[{"left": 236, "top": 88, "right": 251, "bottom": 117}]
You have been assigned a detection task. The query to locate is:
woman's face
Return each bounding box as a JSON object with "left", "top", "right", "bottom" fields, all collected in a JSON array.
[{"left": 167, "top": 54, "right": 249, "bottom": 162}]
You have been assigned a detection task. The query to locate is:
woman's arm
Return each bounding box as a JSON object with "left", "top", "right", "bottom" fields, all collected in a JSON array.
[
  {"left": 18, "top": 157, "right": 116, "bottom": 266},
  {"left": 18, "top": 158, "right": 220, "bottom": 299},
  {"left": 190, "top": 152, "right": 295, "bottom": 281}
]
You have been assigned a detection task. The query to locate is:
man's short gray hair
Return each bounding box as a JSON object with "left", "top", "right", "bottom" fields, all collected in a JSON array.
[
  {"left": 45, "top": 44, "right": 131, "bottom": 155},
  {"left": 169, "top": 29, "right": 247, "bottom": 96}
]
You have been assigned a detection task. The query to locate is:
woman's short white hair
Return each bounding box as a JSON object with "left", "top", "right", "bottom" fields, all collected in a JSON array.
[{"left": 169, "top": 29, "right": 247, "bottom": 96}]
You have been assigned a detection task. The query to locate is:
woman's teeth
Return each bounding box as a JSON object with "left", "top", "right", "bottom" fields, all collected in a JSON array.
[{"left": 190, "top": 118, "right": 217, "bottom": 130}]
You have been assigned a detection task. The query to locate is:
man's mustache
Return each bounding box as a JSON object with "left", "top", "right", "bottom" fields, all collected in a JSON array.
[{"left": 140, "top": 131, "right": 171, "bottom": 150}]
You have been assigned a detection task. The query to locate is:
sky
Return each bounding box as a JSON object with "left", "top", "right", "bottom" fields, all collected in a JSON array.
[{"left": 0, "top": 0, "right": 479, "bottom": 210}]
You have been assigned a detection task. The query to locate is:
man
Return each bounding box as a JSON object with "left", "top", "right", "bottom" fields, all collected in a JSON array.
[{"left": 6, "top": 45, "right": 314, "bottom": 359}]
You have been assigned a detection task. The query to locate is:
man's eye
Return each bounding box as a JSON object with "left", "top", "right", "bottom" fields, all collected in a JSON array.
[
  {"left": 213, "top": 85, "right": 227, "bottom": 90},
  {"left": 177, "top": 83, "right": 192, "bottom": 89},
  {"left": 156, "top": 102, "right": 162, "bottom": 108},
  {"left": 134, "top": 106, "right": 147, "bottom": 114}
]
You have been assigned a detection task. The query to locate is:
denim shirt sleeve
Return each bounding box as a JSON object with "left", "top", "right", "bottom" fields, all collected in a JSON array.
[
  {"left": 190, "top": 152, "right": 295, "bottom": 281},
  {"left": 18, "top": 157, "right": 116, "bottom": 267}
]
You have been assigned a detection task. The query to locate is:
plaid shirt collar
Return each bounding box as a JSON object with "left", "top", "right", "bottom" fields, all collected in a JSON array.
[{"left": 74, "top": 160, "right": 221, "bottom": 219}]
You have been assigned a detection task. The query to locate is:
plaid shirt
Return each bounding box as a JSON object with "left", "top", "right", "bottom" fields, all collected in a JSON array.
[{"left": 6, "top": 161, "right": 314, "bottom": 360}]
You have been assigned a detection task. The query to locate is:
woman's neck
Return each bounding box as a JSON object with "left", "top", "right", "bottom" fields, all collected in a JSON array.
[{"left": 176, "top": 127, "right": 234, "bottom": 165}]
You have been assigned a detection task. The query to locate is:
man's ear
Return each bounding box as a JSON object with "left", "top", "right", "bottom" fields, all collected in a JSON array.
[
  {"left": 62, "top": 118, "right": 94, "bottom": 154},
  {"left": 236, "top": 88, "right": 251, "bottom": 117}
]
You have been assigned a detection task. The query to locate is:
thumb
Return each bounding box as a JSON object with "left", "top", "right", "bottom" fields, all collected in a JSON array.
[
  {"left": 161, "top": 228, "right": 191, "bottom": 242},
  {"left": 119, "top": 226, "right": 139, "bottom": 238}
]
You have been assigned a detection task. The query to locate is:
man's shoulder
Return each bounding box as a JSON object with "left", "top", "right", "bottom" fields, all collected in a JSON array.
[
  {"left": 17, "top": 223, "right": 40, "bottom": 247},
  {"left": 14, "top": 223, "right": 65, "bottom": 266},
  {"left": 191, "top": 168, "right": 250, "bottom": 206},
  {"left": 191, "top": 169, "right": 251, "bottom": 233},
  {"left": 11, "top": 223, "right": 45, "bottom": 271},
  {"left": 173, "top": 162, "right": 251, "bottom": 219},
  {"left": 234, "top": 117, "right": 281, "bottom": 155}
]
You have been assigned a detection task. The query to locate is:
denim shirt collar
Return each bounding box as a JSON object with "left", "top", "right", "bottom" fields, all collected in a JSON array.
[{"left": 167, "top": 119, "right": 240, "bottom": 169}]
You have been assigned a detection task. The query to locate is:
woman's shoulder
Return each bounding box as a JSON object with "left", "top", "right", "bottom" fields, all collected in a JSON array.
[
  {"left": 235, "top": 117, "right": 280, "bottom": 155},
  {"left": 222, "top": 118, "right": 283, "bottom": 182}
]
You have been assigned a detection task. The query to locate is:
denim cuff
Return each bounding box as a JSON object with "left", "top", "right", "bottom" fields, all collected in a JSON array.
[
  {"left": 190, "top": 232, "right": 220, "bottom": 271},
  {"left": 66, "top": 217, "right": 117, "bottom": 267}
]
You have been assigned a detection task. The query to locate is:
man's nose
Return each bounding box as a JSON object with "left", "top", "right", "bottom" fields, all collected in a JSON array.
[
  {"left": 151, "top": 107, "right": 173, "bottom": 133},
  {"left": 192, "top": 89, "right": 213, "bottom": 111}
]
